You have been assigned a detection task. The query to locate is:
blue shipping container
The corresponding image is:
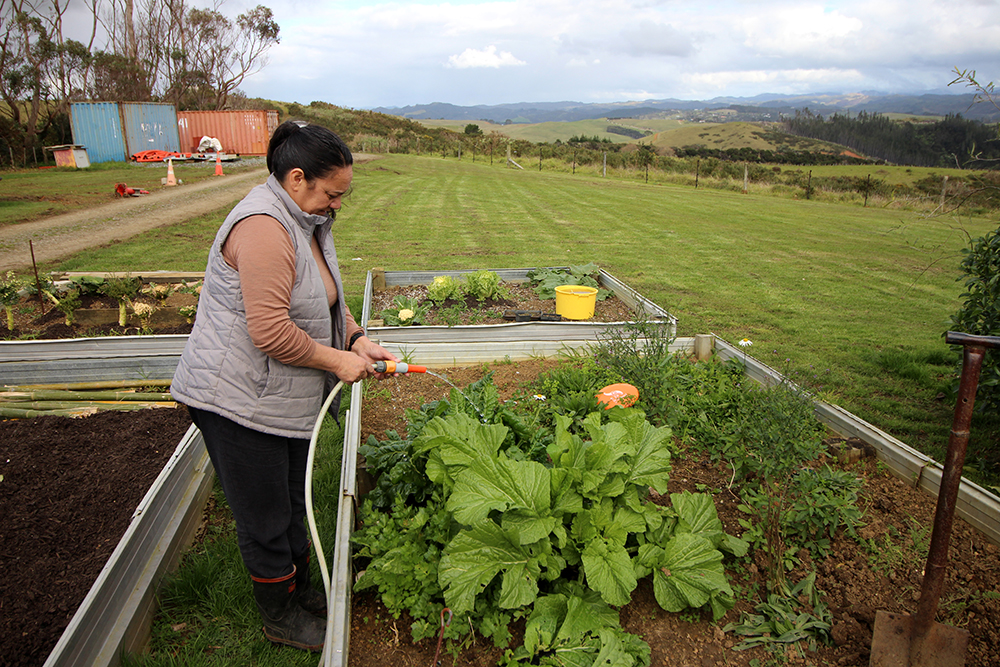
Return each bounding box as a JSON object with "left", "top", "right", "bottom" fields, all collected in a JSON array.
[
  {"left": 70, "top": 102, "right": 181, "bottom": 163},
  {"left": 121, "top": 102, "right": 181, "bottom": 156},
  {"left": 70, "top": 102, "right": 127, "bottom": 163}
]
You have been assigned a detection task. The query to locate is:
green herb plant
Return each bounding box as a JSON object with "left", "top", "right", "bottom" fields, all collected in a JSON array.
[
  {"left": 98, "top": 273, "right": 141, "bottom": 327},
  {"left": 735, "top": 381, "right": 826, "bottom": 591},
  {"left": 738, "top": 465, "right": 864, "bottom": 563},
  {"left": 0, "top": 271, "right": 23, "bottom": 330}
]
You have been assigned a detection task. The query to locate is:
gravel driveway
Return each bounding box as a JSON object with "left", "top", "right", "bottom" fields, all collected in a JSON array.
[{"left": 0, "top": 168, "right": 268, "bottom": 272}]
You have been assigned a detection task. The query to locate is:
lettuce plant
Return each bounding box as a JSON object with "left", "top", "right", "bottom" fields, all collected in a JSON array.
[{"left": 426, "top": 275, "right": 466, "bottom": 304}]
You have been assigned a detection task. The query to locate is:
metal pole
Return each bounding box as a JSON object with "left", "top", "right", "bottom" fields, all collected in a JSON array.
[{"left": 910, "top": 331, "right": 1000, "bottom": 664}]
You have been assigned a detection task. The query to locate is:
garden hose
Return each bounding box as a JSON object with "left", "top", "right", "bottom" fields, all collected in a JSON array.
[{"left": 305, "top": 380, "right": 344, "bottom": 609}]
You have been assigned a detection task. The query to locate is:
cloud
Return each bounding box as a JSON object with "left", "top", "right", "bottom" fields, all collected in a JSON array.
[
  {"left": 618, "top": 21, "right": 695, "bottom": 57},
  {"left": 446, "top": 45, "right": 527, "bottom": 69}
]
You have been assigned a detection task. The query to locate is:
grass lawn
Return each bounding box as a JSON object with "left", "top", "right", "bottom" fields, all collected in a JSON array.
[{"left": 37, "top": 152, "right": 1000, "bottom": 488}]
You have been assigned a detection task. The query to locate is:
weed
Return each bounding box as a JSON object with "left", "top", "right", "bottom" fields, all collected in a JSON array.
[
  {"left": 724, "top": 572, "right": 833, "bottom": 654},
  {"left": 362, "top": 380, "right": 391, "bottom": 402},
  {"left": 861, "top": 519, "right": 928, "bottom": 577},
  {"left": 437, "top": 304, "right": 466, "bottom": 326}
]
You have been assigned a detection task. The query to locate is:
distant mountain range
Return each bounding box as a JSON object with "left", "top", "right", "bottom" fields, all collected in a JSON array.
[{"left": 373, "top": 92, "right": 1000, "bottom": 124}]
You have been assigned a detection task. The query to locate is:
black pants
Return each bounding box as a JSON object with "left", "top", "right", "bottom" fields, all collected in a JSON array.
[{"left": 189, "top": 407, "right": 310, "bottom": 580}]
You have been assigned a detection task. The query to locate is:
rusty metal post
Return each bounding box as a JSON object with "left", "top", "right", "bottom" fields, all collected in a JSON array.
[{"left": 909, "top": 332, "right": 996, "bottom": 663}]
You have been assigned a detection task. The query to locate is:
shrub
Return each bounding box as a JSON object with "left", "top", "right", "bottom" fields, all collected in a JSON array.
[{"left": 948, "top": 224, "right": 1000, "bottom": 414}]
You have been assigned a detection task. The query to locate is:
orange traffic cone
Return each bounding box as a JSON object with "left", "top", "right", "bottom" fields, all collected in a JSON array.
[
  {"left": 166, "top": 158, "right": 177, "bottom": 186},
  {"left": 214, "top": 153, "right": 224, "bottom": 176}
]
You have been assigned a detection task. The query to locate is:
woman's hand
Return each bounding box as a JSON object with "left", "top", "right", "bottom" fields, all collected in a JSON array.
[
  {"left": 349, "top": 336, "right": 398, "bottom": 379},
  {"left": 331, "top": 349, "right": 375, "bottom": 383}
]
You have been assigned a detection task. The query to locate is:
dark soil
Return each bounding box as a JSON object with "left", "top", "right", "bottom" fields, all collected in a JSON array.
[
  {"left": 2, "top": 292, "right": 194, "bottom": 341},
  {"left": 3, "top": 281, "right": 631, "bottom": 341},
  {"left": 350, "top": 361, "right": 1000, "bottom": 667},
  {"left": 0, "top": 407, "right": 193, "bottom": 667},
  {"left": 368, "top": 282, "right": 636, "bottom": 326}
]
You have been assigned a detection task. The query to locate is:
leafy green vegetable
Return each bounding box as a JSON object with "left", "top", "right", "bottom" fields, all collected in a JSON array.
[
  {"left": 527, "top": 263, "right": 612, "bottom": 301},
  {"left": 427, "top": 275, "right": 466, "bottom": 304},
  {"left": 503, "top": 588, "right": 651, "bottom": 667},
  {"left": 379, "top": 294, "right": 431, "bottom": 326},
  {"left": 353, "top": 373, "right": 744, "bottom": 657},
  {"left": 464, "top": 269, "right": 510, "bottom": 302}
]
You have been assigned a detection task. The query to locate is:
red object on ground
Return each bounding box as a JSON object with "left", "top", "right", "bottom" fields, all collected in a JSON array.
[
  {"left": 114, "top": 183, "right": 150, "bottom": 197},
  {"left": 595, "top": 383, "right": 639, "bottom": 409},
  {"left": 131, "top": 150, "right": 202, "bottom": 163}
]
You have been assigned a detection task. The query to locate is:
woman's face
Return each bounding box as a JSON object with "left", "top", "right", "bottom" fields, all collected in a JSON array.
[{"left": 285, "top": 166, "right": 353, "bottom": 217}]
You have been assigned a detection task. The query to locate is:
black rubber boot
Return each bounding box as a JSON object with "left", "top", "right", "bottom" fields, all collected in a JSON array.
[
  {"left": 251, "top": 568, "right": 325, "bottom": 652},
  {"left": 293, "top": 551, "right": 327, "bottom": 617}
]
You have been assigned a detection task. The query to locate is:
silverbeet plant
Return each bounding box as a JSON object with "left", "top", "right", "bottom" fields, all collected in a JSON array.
[{"left": 353, "top": 391, "right": 748, "bottom": 665}]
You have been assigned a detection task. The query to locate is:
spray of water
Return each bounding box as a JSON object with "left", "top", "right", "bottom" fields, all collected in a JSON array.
[{"left": 423, "top": 369, "right": 488, "bottom": 423}]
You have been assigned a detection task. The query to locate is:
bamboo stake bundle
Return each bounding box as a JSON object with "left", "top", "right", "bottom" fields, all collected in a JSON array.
[
  {"left": 0, "top": 407, "right": 100, "bottom": 418},
  {"left": 0, "top": 389, "right": 174, "bottom": 402},
  {"left": 0, "top": 401, "right": 176, "bottom": 412},
  {"left": 0, "top": 383, "right": 177, "bottom": 418},
  {"left": 0, "top": 379, "right": 172, "bottom": 392}
]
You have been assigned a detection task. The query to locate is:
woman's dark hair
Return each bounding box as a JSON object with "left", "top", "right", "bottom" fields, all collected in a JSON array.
[{"left": 267, "top": 120, "right": 353, "bottom": 181}]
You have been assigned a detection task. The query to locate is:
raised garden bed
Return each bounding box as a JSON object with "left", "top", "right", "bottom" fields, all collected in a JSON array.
[
  {"left": 0, "top": 407, "right": 202, "bottom": 667},
  {"left": 343, "top": 359, "right": 1000, "bottom": 667},
  {"left": 1, "top": 272, "right": 199, "bottom": 341},
  {"left": 361, "top": 267, "right": 676, "bottom": 350}
]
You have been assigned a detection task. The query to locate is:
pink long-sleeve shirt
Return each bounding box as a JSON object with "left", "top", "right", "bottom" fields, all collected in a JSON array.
[{"left": 221, "top": 215, "right": 363, "bottom": 367}]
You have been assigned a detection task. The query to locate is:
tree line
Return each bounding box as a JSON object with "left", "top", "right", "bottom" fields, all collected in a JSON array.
[
  {"left": 0, "top": 0, "right": 280, "bottom": 161},
  {"left": 783, "top": 109, "right": 1000, "bottom": 169}
]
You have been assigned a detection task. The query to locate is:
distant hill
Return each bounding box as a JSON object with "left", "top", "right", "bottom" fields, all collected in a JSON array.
[
  {"left": 647, "top": 122, "right": 850, "bottom": 156},
  {"left": 373, "top": 92, "right": 1000, "bottom": 124}
]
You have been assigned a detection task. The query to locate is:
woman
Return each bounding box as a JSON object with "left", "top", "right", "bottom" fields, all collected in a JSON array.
[{"left": 171, "top": 121, "right": 396, "bottom": 652}]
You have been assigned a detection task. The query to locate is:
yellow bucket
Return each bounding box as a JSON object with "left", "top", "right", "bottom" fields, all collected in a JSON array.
[{"left": 554, "top": 285, "right": 598, "bottom": 320}]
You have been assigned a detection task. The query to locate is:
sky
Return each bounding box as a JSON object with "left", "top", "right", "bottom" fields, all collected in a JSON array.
[{"left": 71, "top": 0, "right": 1000, "bottom": 109}]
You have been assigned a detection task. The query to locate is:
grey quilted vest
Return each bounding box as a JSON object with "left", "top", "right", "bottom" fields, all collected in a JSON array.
[{"left": 171, "top": 174, "right": 348, "bottom": 438}]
